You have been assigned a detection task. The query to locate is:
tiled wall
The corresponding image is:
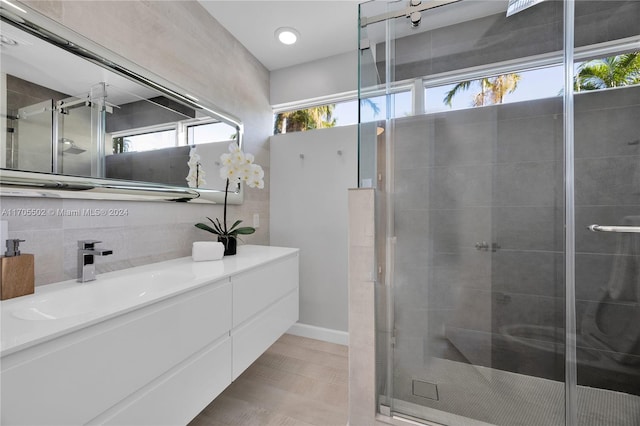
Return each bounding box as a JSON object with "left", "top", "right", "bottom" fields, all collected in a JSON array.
[
  {"left": 2, "top": 197, "right": 240, "bottom": 285},
  {"left": 105, "top": 146, "right": 191, "bottom": 186},
  {"left": 347, "top": 188, "right": 377, "bottom": 426},
  {"left": 389, "top": 85, "right": 640, "bottom": 406},
  {"left": 374, "top": 1, "right": 639, "bottom": 84},
  {"left": 2, "top": 1, "right": 271, "bottom": 285}
]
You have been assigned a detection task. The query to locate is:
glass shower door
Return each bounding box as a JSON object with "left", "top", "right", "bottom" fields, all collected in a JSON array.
[
  {"left": 56, "top": 96, "right": 93, "bottom": 176},
  {"left": 360, "top": 0, "right": 640, "bottom": 424},
  {"left": 15, "top": 99, "right": 54, "bottom": 173},
  {"left": 573, "top": 1, "right": 640, "bottom": 424},
  {"left": 359, "top": 1, "right": 568, "bottom": 424}
]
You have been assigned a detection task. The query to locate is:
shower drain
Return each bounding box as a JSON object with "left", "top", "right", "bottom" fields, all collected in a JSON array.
[{"left": 412, "top": 380, "right": 439, "bottom": 401}]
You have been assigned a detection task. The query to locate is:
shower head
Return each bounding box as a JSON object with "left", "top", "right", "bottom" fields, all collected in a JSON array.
[{"left": 60, "top": 138, "right": 87, "bottom": 155}]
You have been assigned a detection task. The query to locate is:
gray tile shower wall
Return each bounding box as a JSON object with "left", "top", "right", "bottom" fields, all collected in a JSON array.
[
  {"left": 104, "top": 146, "right": 191, "bottom": 186},
  {"left": 376, "top": 1, "right": 639, "bottom": 84},
  {"left": 3, "top": 1, "right": 271, "bottom": 285},
  {"left": 391, "top": 84, "right": 640, "bottom": 403}
]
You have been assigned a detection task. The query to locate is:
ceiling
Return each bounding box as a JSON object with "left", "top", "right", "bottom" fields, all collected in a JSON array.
[
  {"left": 0, "top": 22, "right": 159, "bottom": 105},
  {"left": 198, "top": 1, "right": 361, "bottom": 71}
]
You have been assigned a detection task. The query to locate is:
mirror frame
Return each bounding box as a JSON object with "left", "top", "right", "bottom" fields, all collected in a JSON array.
[{"left": 0, "top": 1, "right": 244, "bottom": 204}]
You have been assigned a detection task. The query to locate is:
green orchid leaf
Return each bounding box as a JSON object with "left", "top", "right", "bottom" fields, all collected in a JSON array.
[
  {"left": 228, "top": 219, "right": 243, "bottom": 233},
  {"left": 195, "top": 223, "right": 219, "bottom": 235},
  {"left": 205, "top": 217, "right": 223, "bottom": 233},
  {"left": 233, "top": 227, "right": 256, "bottom": 235},
  {"left": 212, "top": 219, "right": 224, "bottom": 234},
  {"left": 205, "top": 216, "right": 226, "bottom": 234},
  {"left": 216, "top": 218, "right": 226, "bottom": 233}
]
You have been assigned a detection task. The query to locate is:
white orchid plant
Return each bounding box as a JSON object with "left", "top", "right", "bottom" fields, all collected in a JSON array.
[
  {"left": 195, "top": 142, "right": 264, "bottom": 239},
  {"left": 186, "top": 147, "right": 206, "bottom": 188}
]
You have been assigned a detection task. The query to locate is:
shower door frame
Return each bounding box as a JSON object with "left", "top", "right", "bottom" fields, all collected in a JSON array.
[
  {"left": 358, "top": 1, "right": 640, "bottom": 425},
  {"left": 562, "top": 2, "right": 577, "bottom": 425}
]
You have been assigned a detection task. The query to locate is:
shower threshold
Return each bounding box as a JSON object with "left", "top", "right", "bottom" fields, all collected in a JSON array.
[
  {"left": 378, "top": 358, "right": 640, "bottom": 426},
  {"left": 379, "top": 398, "right": 493, "bottom": 426}
]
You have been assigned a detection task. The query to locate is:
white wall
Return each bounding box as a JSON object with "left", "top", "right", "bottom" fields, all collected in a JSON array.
[
  {"left": 270, "top": 51, "right": 357, "bottom": 106},
  {"left": 270, "top": 49, "right": 360, "bottom": 343},
  {"left": 270, "top": 125, "right": 357, "bottom": 341}
]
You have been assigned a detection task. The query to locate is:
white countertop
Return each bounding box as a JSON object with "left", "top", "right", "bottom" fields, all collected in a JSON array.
[{"left": 1, "top": 245, "right": 299, "bottom": 357}]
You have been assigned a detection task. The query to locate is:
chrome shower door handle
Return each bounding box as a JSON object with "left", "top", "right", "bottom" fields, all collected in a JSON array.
[{"left": 587, "top": 224, "right": 640, "bottom": 233}]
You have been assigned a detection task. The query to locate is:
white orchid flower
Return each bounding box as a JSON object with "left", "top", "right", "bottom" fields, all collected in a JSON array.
[
  {"left": 186, "top": 168, "right": 206, "bottom": 188},
  {"left": 248, "top": 178, "right": 265, "bottom": 189},
  {"left": 220, "top": 153, "right": 233, "bottom": 166},
  {"left": 186, "top": 147, "right": 205, "bottom": 187},
  {"left": 250, "top": 163, "right": 264, "bottom": 179},
  {"left": 238, "top": 164, "right": 253, "bottom": 182},
  {"left": 244, "top": 163, "right": 264, "bottom": 189},
  {"left": 220, "top": 165, "right": 242, "bottom": 183},
  {"left": 228, "top": 142, "right": 241, "bottom": 153},
  {"left": 231, "top": 151, "right": 245, "bottom": 165}
]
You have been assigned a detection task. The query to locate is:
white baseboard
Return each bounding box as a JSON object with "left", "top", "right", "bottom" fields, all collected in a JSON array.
[{"left": 287, "top": 322, "right": 349, "bottom": 346}]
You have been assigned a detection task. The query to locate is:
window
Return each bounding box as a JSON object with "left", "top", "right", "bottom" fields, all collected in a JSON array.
[
  {"left": 111, "top": 127, "right": 177, "bottom": 154},
  {"left": 423, "top": 52, "right": 640, "bottom": 114},
  {"left": 110, "top": 119, "right": 238, "bottom": 154},
  {"left": 186, "top": 120, "right": 237, "bottom": 144},
  {"left": 574, "top": 51, "right": 640, "bottom": 92},
  {"left": 360, "top": 90, "right": 412, "bottom": 123},
  {"left": 273, "top": 98, "right": 361, "bottom": 134},
  {"left": 273, "top": 91, "right": 413, "bottom": 135},
  {"left": 425, "top": 65, "right": 564, "bottom": 114},
  {"left": 270, "top": 51, "right": 638, "bottom": 135}
]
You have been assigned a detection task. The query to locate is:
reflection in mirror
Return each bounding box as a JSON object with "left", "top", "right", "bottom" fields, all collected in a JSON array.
[{"left": 0, "top": 3, "right": 242, "bottom": 202}]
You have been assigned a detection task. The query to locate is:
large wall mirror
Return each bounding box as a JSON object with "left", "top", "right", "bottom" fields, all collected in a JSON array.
[{"left": 0, "top": 1, "right": 243, "bottom": 203}]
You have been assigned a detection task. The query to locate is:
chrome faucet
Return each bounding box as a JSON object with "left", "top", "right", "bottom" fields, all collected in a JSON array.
[{"left": 77, "top": 240, "right": 113, "bottom": 283}]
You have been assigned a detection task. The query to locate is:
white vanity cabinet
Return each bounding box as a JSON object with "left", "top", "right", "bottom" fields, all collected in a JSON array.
[
  {"left": 231, "top": 254, "right": 299, "bottom": 379},
  {"left": 0, "top": 246, "right": 299, "bottom": 425}
]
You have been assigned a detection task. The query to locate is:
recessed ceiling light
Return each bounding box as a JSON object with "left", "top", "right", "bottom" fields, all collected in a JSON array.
[{"left": 275, "top": 27, "right": 299, "bottom": 45}]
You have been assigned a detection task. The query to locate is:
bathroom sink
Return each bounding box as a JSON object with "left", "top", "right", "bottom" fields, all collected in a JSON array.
[
  {"left": 11, "top": 270, "right": 196, "bottom": 321},
  {"left": 148, "top": 270, "right": 197, "bottom": 287},
  {"left": 11, "top": 288, "right": 102, "bottom": 321}
]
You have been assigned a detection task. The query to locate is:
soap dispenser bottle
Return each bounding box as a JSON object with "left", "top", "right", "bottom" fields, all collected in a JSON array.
[{"left": 0, "top": 239, "right": 35, "bottom": 300}]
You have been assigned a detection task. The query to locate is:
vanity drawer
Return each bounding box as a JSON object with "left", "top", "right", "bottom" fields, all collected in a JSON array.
[
  {"left": 101, "top": 336, "right": 232, "bottom": 426},
  {"left": 1, "top": 279, "right": 231, "bottom": 426},
  {"left": 232, "top": 254, "right": 299, "bottom": 327},
  {"left": 231, "top": 288, "right": 299, "bottom": 380}
]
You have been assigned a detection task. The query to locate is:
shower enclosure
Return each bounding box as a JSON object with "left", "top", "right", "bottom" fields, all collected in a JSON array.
[
  {"left": 358, "top": 1, "right": 640, "bottom": 424},
  {"left": 3, "top": 79, "right": 106, "bottom": 177}
]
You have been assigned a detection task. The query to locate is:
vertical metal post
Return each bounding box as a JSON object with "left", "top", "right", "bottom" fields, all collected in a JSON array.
[
  {"left": 52, "top": 103, "right": 60, "bottom": 174},
  {"left": 563, "top": 1, "right": 577, "bottom": 425},
  {"left": 412, "top": 78, "right": 425, "bottom": 116},
  {"left": 90, "top": 82, "right": 107, "bottom": 178},
  {"left": 0, "top": 73, "right": 7, "bottom": 169},
  {"left": 384, "top": 11, "right": 396, "bottom": 416}
]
